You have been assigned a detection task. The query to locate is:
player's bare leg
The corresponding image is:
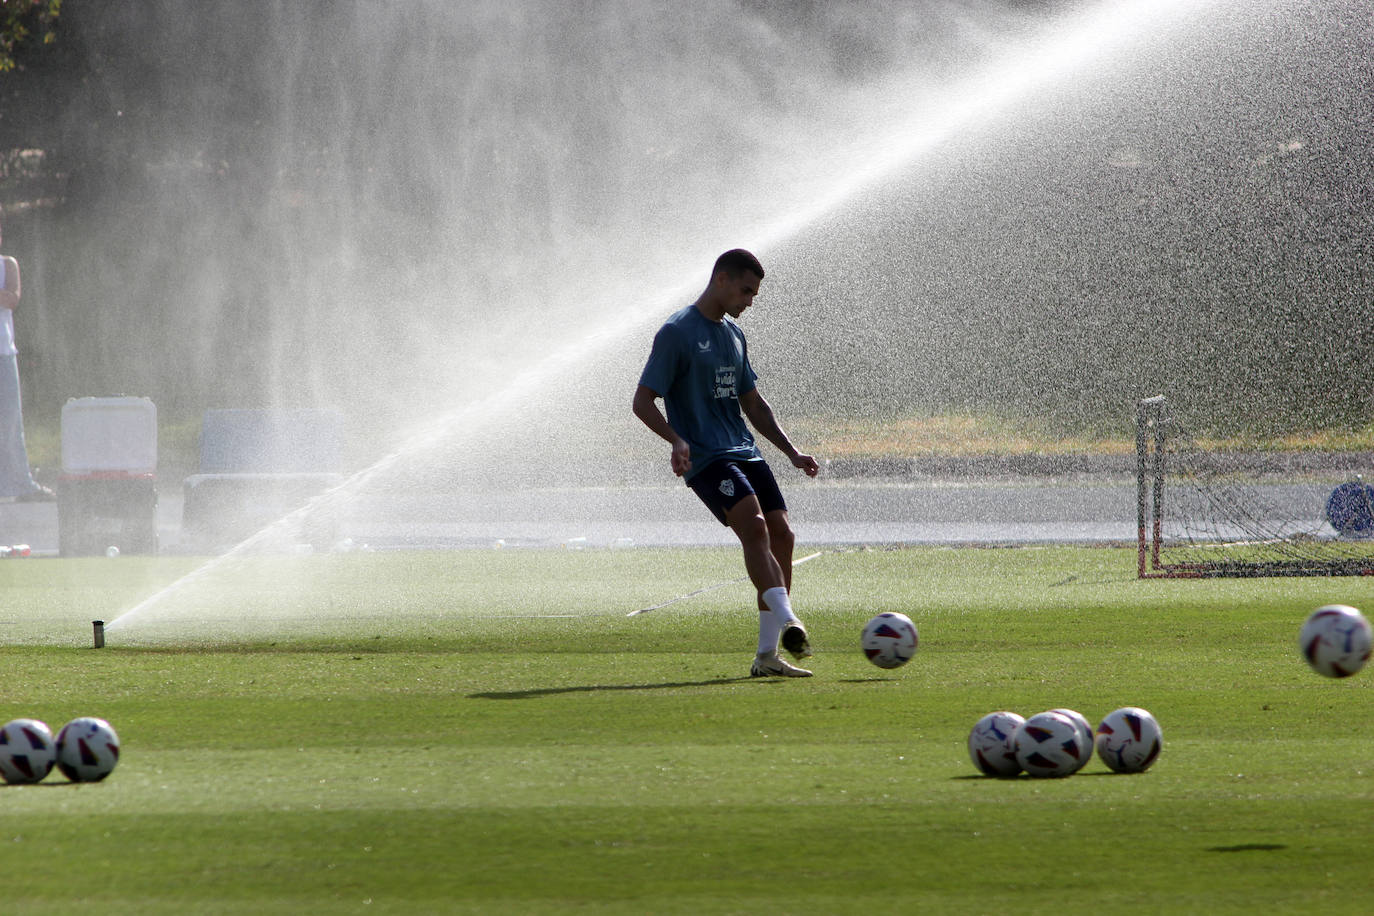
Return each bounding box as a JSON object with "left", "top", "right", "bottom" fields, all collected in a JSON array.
[
  {"left": 726, "top": 498, "right": 811, "bottom": 674},
  {"left": 725, "top": 495, "right": 785, "bottom": 596},
  {"left": 763, "top": 508, "right": 810, "bottom": 659},
  {"left": 759, "top": 508, "right": 796, "bottom": 606}
]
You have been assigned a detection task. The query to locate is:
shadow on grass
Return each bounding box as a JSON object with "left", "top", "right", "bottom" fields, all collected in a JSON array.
[
  {"left": 950, "top": 770, "right": 1141, "bottom": 781},
  {"left": 0, "top": 781, "right": 82, "bottom": 789},
  {"left": 1205, "top": 843, "right": 1288, "bottom": 853},
  {"left": 471, "top": 676, "right": 754, "bottom": 700}
]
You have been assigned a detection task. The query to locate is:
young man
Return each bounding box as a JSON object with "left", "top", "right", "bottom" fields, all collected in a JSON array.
[{"left": 633, "top": 249, "right": 820, "bottom": 677}]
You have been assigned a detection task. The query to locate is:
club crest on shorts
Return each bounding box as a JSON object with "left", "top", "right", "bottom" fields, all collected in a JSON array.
[{"left": 719, "top": 479, "right": 735, "bottom": 497}]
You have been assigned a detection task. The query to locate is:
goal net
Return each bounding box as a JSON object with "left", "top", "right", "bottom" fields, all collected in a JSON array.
[{"left": 1136, "top": 396, "right": 1374, "bottom": 578}]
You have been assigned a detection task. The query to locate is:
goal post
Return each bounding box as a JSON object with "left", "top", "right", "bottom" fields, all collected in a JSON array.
[
  {"left": 1136, "top": 395, "right": 1167, "bottom": 578},
  {"left": 1136, "top": 396, "right": 1374, "bottom": 579}
]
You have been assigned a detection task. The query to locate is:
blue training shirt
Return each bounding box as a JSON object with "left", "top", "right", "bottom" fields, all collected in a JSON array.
[{"left": 638, "top": 304, "right": 762, "bottom": 480}]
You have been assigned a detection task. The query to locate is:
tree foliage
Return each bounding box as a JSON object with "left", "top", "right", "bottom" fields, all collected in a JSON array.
[{"left": 0, "top": 0, "right": 60, "bottom": 72}]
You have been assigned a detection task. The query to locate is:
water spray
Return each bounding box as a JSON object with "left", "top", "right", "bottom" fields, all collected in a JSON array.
[{"left": 102, "top": 0, "right": 1219, "bottom": 643}]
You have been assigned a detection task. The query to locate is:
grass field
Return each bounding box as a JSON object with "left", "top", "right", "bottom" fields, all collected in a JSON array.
[{"left": 2, "top": 545, "right": 1372, "bottom": 914}]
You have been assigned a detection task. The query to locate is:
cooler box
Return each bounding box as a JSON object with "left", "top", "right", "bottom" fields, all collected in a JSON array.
[{"left": 58, "top": 397, "right": 159, "bottom": 556}]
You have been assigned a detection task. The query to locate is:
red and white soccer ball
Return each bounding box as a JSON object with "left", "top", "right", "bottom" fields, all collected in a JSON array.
[
  {"left": 968, "top": 711, "right": 1025, "bottom": 777},
  {"left": 0, "top": 718, "right": 57, "bottom": 785},
  {"left": 860, "top": 612, "right": 919, "bottom": 669},
  {"left": 1013, "top": 711, "right": 1089, "bottom": 778},
  {"left": 55, "top": 717, "right": 121, "bottom": 783},
  {"left": 1298, "top": 604, "right": 1372, "bottom": 678},
  {"left": 1094, "top": 706, "right": 1163, "bottom": 774}
]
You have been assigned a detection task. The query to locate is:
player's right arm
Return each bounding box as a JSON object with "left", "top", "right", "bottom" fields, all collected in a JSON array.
[{"left": 632, "top": 384, "right": 692, "bottom": 477}]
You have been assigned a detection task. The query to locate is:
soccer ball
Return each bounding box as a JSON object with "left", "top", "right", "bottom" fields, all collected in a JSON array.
[
  {"left": 1047, "top": 708, "right": 1095, "bottom": 774},
  {"left": 860, "top": 612, "right": 919, "bottom": 669},
  {"left": 1013, "top": 711, "right": 1088, "bottom": 778},
  {"left": 968, "top": 711, "right": 1024, "bottom": 777},
  {"left": 0, "top": 718, "right": 57, "bottom": 784},
  {"left": 1094, "top": 706, "right": 1162, "bottom": 774},
  {"left": 55, "top": 717, "right": 121, "bottom": 783},
  {"left": 1298, "top": 604, "right": 1372, "bottom": 678}
]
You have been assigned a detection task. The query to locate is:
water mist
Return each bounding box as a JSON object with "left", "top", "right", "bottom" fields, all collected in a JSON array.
[{"left": 91, "top": 0, "right": 1243, "bottom": 646}]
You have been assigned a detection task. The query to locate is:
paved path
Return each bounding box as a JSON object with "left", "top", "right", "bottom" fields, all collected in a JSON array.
[{"left": 0, "top": 474, "right": 1346, "bottom": 554}]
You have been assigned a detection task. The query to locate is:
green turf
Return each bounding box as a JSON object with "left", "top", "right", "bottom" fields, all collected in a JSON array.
[{"left": 1, "top": 546, "right": 1372, "bottom": 914}]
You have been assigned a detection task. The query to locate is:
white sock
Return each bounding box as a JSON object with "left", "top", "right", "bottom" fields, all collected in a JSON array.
[
  {"left": 760, "top": 586, "right": 799, "bottom": 626},
  {"left": 757, "top": 611, "right": 782, "bottom": 656}
]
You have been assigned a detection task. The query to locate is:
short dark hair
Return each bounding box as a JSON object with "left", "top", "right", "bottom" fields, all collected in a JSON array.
[{"left": 713, "top": 248, "right": 764, "bottom": 280}]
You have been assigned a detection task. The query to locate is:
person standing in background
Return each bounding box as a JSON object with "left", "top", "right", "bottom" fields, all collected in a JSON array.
[{"left": 0, "top": 206, "right": 55, "bottom": 501}]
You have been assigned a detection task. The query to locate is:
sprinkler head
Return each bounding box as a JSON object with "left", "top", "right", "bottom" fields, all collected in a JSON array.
[{"left": 93, "top": 620, "right": 105, "bottom": 649}]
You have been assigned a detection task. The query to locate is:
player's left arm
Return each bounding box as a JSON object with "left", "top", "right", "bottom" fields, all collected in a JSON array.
[{"left": 739, "top": 387, "right": 819, "bottom": 477}]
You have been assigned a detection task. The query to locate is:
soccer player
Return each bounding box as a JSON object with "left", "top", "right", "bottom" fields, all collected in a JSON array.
[{"left": 633, "top": 249, "right": 820, "bottom": 677}]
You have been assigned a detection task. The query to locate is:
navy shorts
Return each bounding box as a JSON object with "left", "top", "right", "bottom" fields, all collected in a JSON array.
[{"left": 688, "top": 459, "right": 787, "bottom": 526}]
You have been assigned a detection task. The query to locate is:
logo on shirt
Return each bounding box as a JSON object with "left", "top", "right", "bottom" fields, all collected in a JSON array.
[
  {"left": 713, "top": 366, "right": 737, "bottom": 400},
  {"left": 698, "top": 339, "right": 711, "bottom": 351},
  {"left": 719, "top": 479, "right": 735, "bottom": 498}
]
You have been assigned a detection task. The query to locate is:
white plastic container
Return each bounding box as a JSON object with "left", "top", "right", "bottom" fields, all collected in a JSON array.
[{"left": 60, "top": 396, "right": 158, "bottom": 475}]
